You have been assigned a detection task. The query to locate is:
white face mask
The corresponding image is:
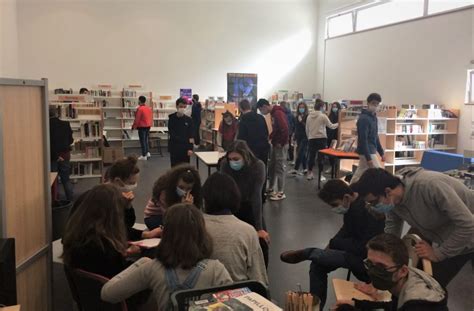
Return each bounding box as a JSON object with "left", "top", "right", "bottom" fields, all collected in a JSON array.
[
  {"left": 123, "top": 183, "right": 137, "bottom": 191},
  {"left": 177, "top": 107, "right": 186, "bottom": 115}
]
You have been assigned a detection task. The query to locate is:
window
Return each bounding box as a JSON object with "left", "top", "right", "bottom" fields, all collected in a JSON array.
[
  {"left": 327, "top": 13, "right": 353, "bottom": 38},
  {"left": 466, "top": 70, "right": 474, "bottom": 104},
  {"left": 356, "top": 0, "right": 425, "bottom": 31},
  {"left": 428, "top": 0, "right": 474, "bottom": 15}
]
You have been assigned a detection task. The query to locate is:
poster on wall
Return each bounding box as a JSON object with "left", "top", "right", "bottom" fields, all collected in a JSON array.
[
  {"left": 180, "top": 88, "right": 192, "bottom": 102},
  {"left": 227, "top": 73, "right": 258, "bottom": 107}
]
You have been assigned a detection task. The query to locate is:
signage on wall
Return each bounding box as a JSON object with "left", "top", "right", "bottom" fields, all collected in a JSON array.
[{"left": 227, "top": 73, "right": 258, "bottom": 107}]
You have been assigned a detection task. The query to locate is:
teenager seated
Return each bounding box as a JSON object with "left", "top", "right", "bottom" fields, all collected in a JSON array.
[
  {"left": 202, "top": 172, "right": 268, "bottom": 285},
  {"left": 101, "top": 203, "right": 233, "bottom": 310},
  {"left": 334, "top": 233, "right": 448, "bottom": 311},
  {"left": 144, "top": 164, "right": 201, "bottom": 230},
  {"left": 280, "top": 179, "right": 385, "bottom": 309}
]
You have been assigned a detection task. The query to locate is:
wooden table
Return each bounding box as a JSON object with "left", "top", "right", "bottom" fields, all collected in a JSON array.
[
  {"left": 194, "top": 151, "right": 226, "bottom": 176},
  {"left": 318, "top": 148, "right": 359, "bottom": 189},
  {"left": 0, "top": 305, "right": 21, "bottom": 311}
]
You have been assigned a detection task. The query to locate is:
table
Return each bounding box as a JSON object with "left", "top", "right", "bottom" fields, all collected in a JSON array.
[
  {"left": 318, "top": 148, "right": 359, "bottom": 189},
  {"left": 0, "top": 305, "right": 21, "bottom": 311},
  {"left": 194, "top": 151, "right": 226, "bottom": 176}
]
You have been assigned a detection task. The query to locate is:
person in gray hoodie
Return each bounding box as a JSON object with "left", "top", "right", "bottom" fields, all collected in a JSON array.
[
  {"left": 354, "top": 167, "right": 474, "bottom": 287},
  {"left": 305, "top": 100, "right": 338, "bottom": 180}
]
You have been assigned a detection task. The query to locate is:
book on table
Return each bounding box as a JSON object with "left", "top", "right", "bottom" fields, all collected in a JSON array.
[{"left": 332, "top": 279, "right": 391, "bottom": 303}]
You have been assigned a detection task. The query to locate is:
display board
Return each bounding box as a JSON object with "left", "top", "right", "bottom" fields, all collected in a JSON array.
[{"left": 227, "top": 73, "right": 258, "bottom": 106}]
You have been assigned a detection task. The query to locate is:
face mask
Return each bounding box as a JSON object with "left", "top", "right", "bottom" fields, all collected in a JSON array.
[
  {"left": 176, "top": 187, "right": 187, "bottom": 197},
  {"left": 225, "top": 120, "right": 233, "bottom": 126},
  {"left": 372, "top": 202, "right": 395, "bottom": 214},
  {"left": 367, "top": 265, "right": 399, "bottom": 290},
  {"left": 177, "top": 108, "right": 186, "bottom": 115},
  {"left": 298, "top": 108, "right": 306, "bottom": 114},
  {"left": 331, "top": 205, "right": 349, "bottom": 214},
  {"left": 123, "top": 183, "right": 137, "bottom": 191},
  {"left": 229, "top": 160, "right": 244, "bottom": 171},
  {"left": 367, "top": 105, "right": 378, "bottom": 113},
  {"left": 332, "top": 108, "right": 339, "bottom": 113}
]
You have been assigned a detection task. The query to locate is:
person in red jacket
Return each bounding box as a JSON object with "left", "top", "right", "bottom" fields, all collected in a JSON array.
[
  {"left": 256, "top": 99, "right": 289, "bottom": 201},
  {"left": 132, "top": 96, "right": 153, "bottom": 160}
]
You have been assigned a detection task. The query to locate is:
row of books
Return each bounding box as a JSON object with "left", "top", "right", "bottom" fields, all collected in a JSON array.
[
  {"left": 395, "top": 140, "right": 426, "bottom": 150},
  {"left": 71, "top": 162, "right": 101, "bottom": 176},
  {"left": 153, "top": 101, "right": 175, "bottom": 109},
  {"left": 123, "top": 89, "right": 138, "bottom": 97},
  {"left": 80, "top": 122, "right": 101, "bottom": 138},
  {"left": 54, "top": 105, "right": 77, "bottom": 119},
  {"left": 153, "top": 120, "right": 167, "bottom": 127},
  {"left": 123, "top": 100, "right": 138, "bottom": 108},
  {"left": 91, "top": 89, "right": 113, "bottom": 97},
  {"left": 428, "top": 123, "right": 446, "bottom": 133},
  {"left": 396, "top": 124, "right": 424, "bottom": 133},
  {"left": 154, "top": 112, "right": 170, "bottom": 119},
  {"left": 397, "top": 109, "right": 417, "bottom": 119}
]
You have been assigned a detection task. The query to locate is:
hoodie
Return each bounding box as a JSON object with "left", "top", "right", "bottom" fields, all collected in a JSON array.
[
  {"left": 237, "top": 111, "right": 270, "bottom": 156},
  {"left": 356, "top": 109, "right": 384, "bottom": 159},
  {"left": 386, "top": 167, "right": 474, "bottom": 261},
  {"left": 269, "top": 105, "right": 289, "bottom": 146},
  {"left": 305, "top": 110, "right": 338, "bottom": 140}
]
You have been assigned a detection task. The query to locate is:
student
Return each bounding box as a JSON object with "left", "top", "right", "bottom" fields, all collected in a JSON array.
[
  {"left": 132, "top": 96, "right": 153, "bottom": 160},
  {"left": 219, "top": 140, "right": 270, "bottom": 267},
  {"left": 334, "top": 233, "right": 448, "bottom": 311},
  {"left": 280, "top": 179, "right": 384, "bottom": 308},
  {"left": 218, "top": 111, "right": 238, "bottom": 151},
  {"left": 191, "top": 94, "right": 202, "bottom": 146},
  {"left": 280, "top": 101, "right": 296, "bottom": 163},
  {"left": 168, "top": 97, "right": 194, "bottom": 167},
  {"left": 326, "top": 102, "right": 341, "bottom": 173},
  {"left": 354, "top": 167, "right": 474, "bottom": 287},
  {"left": 351, "top": 93, "right": 385, "bottom": 183},
  {"left": 101, "top": 203, "right": 233, "bottom": 311},
  {"left": 288, "top": 101, "right": 309, "bottom": 176},
  {"left": 256, "top": 98, "right": 289, "bottom": 201},
  {"left": 144, "top": 164, "right": 201, "bottom": 230},
  {"left": 305, "top": 99, "right": 338, "bottom": 181},
  {"left": 202, "top": 172, "right": 268, "bottom": 285},
  {"left": 49, "top": 106, "right": 74, "bottom": 201}
]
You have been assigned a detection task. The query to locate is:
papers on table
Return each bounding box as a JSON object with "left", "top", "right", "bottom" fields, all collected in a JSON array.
[{"left": 130, "top": 238, "right": 161, "bottom": 249}]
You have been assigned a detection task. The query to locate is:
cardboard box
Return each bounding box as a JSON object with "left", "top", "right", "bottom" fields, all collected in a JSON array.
[{"left": 103, "top": 146, "right": 124, "bottom": 164}]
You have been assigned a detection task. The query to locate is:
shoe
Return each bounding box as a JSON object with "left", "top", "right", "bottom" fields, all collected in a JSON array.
[
  {"left": 324, "top": 168, "right": 332, "bottom": 174},
  {"left": 321, "top": 175, "right": 327, "bottom": 182},
  {"left": 146, "top": 152, "right": 151, "bottom": 158},
  {"left": 270, "top": 192, "right": 286, "bottom": 201},
  {"left": 297, "top": 171, "right": 305, "bottom": 176},
  {"left": 288, "top": 169, "right": 298, "bottom": 175},
  {"left": 280, "top": 249, "right": 308, "bottom": 264},
  {"left": 303, "top": 169, "right": 308, "bottom": 174},
  {"left": 307, "top": 172, "right": 314, "bottom": 180},
  {"left": 138, "top": 156, "right": 147, "bottom": 160},
  {"left": 265, "top": 188, "right": 274, "bottom": 194}
]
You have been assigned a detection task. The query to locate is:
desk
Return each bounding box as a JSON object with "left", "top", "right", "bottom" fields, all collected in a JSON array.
[
  {"left": 318, "top": 148, "right": 359, "bottom": 189},
  {"left": 195, "top": 151, "right": 226, "bottom": 176},
  {"left": 0, "top": 305, "right": 21, "bottom": 311}
]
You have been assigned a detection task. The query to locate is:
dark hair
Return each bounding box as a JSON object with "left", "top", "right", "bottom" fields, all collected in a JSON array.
[
  {"left": 151, "top": 174, "right": 168, "bottom": 206},
  {"left": 202, "top": 172, "right": 241, "bottom": 214},
  {"left": 79, "top": 88, "right": 89, "bottom": 94},
  {"left": 225, "top": 140, "right": 258, "bottom": 167},
  {"left": 367, "top": 233, "right": 409, "bottom": 266},
  {"left": 353, "top": 168, "right": 402, "bottom": 197},
  {"left": 329, "top": 102, "right": 341, "bottom": 123},
  {"left": 239, "top": 99, "right": 251, "bottom": 111},
  {"left": 138, "top": 96, "right": 146, "bottom": 104},
  {"left": 164, "top": 164, "right": 202, "bottom": 209},
  {"left": 296, "top": 102, "right": 308, "bottom": 118},
  {"left": 367, "top": 93, "right": 382, "bottom": 104},
  {"left": 192, "top": 94, "right": 199, "bottom": 101},
  {"left": 62, "top": 184, "right": 127, "bottom": 266},
  {"left": 314, "top": 99, "right": 325, "bottom": 111},
  {"left": 176, "top": 97, "right": 187, "bottom": 106},
  {"left": 49, "top": 106, "right": 58, "bottom": 118},
  {"left": 318, "top": 179, "right": 354, "bottom": 205},
  {"left": 222, "top": 110, "right": 234, "bottom": 120},
  {"left": 256, "top": 98, "right": 270, "bottom": 108},
  {"left": 108, "top": 156, "right": 140, "bottom": 182},
  {"left": 155, "top": 203, "right": 213, "bottom": 269}
]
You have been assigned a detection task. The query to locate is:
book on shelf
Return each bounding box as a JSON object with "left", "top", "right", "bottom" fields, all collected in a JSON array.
[
  {"left": 91, "top": 89, "right": 113, "bottom": 97},
  {"left": 396, "top": 124, "right": 423, "bottom": 134},
  {"left": 123, "top": 100, "right": 138, "bottom": 108},
  {"left": 154, "top": 111, "right": 170, "bottom": 119},
  {"left": 71, "top": 162, "right": 101, "bottom": 176},
  {"left": 122, "top": 110, "right": 136, "bottom": 118},
  {"left": 397, "top": 109, "right": 417, "bottom": 119},
  {"left": 81, "top": 122, "right": 101, "bottom": 138}
]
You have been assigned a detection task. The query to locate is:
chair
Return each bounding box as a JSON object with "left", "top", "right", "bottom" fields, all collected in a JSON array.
[
  {"left": 64, "top": 266, "right": 128, "bottom": 311},
  {"left": 402, "top": 233, "right": 433, "bottom": 275},
  {"left": 170, "top": 280, "right": 269, "bottom": 311}
]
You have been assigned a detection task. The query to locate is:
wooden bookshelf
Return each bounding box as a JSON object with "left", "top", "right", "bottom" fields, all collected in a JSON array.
[
  {"left": 200, "top": 99, "right": 238, "bottom": 149},
  {"left": 151, "top": 95, "right": 175, "bottom": 146}
]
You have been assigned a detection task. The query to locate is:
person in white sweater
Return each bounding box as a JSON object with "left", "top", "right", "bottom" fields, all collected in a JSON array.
[
  {"left": 101, "top": 203, "right": 233, "bottom": 311},
  {"left": 202, "top": 172, "right": 269, "bottom": 286},
  {"left": 305, "top": 100, "right": 338, "bottom": 180}
]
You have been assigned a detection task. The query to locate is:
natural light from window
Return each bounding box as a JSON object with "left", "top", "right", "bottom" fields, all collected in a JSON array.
[
  {"left": 328, "top": 13, "right": 353, "bottom": 37},
  {"left": 428, "top": 0, "right": 474, "bottom": 14}
]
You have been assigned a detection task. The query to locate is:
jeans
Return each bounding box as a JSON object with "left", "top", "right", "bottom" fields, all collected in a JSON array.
[
  {"left": 294, "top": 138, "right": 308, "bottom": 171},
  {"left": 51, "top": 159, "right": 73, "bottom": 201},
  {"left": 288, "top": 134, "right": 294, "bottom": 161},
  {"left": 268, "top": 145, "right": 288, "bottom": 192},
  {"left": 305, "top": 247, "right": 369, "bottom": 309},
  {"left": 307, "top": 138, "right": 327, "bottom": 172},
  {"left": 138, "top": 127, "right": 150, "bottom": 156},
  {"left": 432, "top": 252, "right": 474, "bottom": 287},
  {"left": 145, "top": 215, "right": 164, "bottom": 230},
  {"left": 350, "top": 154, "right": 382, "bottom": 184}
]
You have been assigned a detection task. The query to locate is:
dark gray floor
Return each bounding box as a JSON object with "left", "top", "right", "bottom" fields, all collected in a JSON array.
[{"left": 54, "top": 150, "right": 473, "bottom": 311}]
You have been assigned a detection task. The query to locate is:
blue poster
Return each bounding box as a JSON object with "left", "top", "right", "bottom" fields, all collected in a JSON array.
[{"left": 227, "top": 73, "right": 258, "bottom": 106}]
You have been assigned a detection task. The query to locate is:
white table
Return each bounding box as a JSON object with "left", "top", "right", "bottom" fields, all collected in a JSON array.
[{"left": 194, "top": 151, "right": 226, "bottom": 176}]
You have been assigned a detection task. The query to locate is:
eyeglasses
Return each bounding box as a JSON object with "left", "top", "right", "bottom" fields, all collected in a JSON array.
[{"left": 363, "top": 259, "right": 401, "bottom": 272}]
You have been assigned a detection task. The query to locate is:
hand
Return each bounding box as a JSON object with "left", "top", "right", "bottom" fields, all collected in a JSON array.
[
  {"left": 187, "top": 150, "right": 193, "bottom": 157},
  {"left": 143, "top": 227, "right": 162, "bottom": 239},
  {"left": 57, "top": 156, "right": 65, "bottom": 162},
  {"left": 415, "top": 240, "right": 438, "bottom": 262},
  {"left": 381, "top": 155, "right": 386, "bottom": 162},
  {"left": 122, "top": 191, "right": 135, "bottom": 201},
  {"left": 367, "top": 160, "right": 375, "bottom": 168},
  {"left": 257, "top": 230, "right": 271, "bottom": 244},
  {"left": 125, "top": 245, "right": 141, "bottom": 256},
  {"left": 182, "top": 192, "right": 194, "bottom": 204},
  {"left": 354, "top": 282, "right": 378, "bottom": 297},
  {"left": 330, "top": 300, "right": 355, "bottom": 310}
]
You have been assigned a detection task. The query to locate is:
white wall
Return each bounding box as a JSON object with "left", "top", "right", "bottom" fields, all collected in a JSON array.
[
  {"left": 0, "top": 0, "right": 19, "bottom": 77},
  {"left": 16, "top": 0, "right": 318, "bottom": 98},
  {"left": 319, "top": 5, "right": 474, "bottom": 152}
]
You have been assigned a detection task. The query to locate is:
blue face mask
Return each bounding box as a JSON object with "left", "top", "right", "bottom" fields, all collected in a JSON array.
[
  {"left": 331, "top": 205, "right": 349, "bottom": 214},
  {"left": 298, "top": 108, "right": 306, "bottom": 114},
  {"left": 332, "top": 108, "right": 339, "bottom": 113},
  {"left": 372, "top": 202, "right": 395, "bottom": 214},
  {"left": 229, "top": 160, "right": 244, "bottom": 171},
  {"left": 176, "top": 187, "right": 187, "bottom": 197}
]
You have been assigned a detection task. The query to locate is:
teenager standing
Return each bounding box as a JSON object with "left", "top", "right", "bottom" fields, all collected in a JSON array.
[
  {"left": 132, "top": 96, "right": 153, "bottom": 160},
  {"left": 168, "top": 97, "right": 194, "bottom": 167}
]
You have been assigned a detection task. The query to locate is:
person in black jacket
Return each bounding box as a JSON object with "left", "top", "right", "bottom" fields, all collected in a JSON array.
[
  {"left": 49, "top": 106, "right": 74, "bottom": 200},
  {"left": 280, "top": 179, "right": 385, "bottom": 308},
  {"left": 168, "top": 97, "right": 194, "bottom": 167},
  {"left": 191, "top": 94, "right": 202, "bottom": 146}
]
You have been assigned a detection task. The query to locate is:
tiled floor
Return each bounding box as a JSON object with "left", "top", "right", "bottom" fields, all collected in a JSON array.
[{"left": 53, "top": 151, "right": 473, "bottom": 310}]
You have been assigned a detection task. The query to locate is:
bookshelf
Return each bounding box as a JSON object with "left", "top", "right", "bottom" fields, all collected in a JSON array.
[
  {"left": 49, "top": 94, "right": 104, "bottom": 180},
  {"left": 200, "top": 99, "right": 238, "bottom": 149},
  {"left": 151, "top": 95, "right": 175, "bottom": 146}
]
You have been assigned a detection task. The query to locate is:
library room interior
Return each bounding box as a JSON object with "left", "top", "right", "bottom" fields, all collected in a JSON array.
[{"left": 1, "top": 0, "right": 473, "bottom": 311}]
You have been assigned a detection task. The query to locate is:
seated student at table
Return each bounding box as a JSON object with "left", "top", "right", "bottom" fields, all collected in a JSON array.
[
  {"left": 280, "top": 179, "right": 384, "bottom": 309},
  {"left": 144, "top": 164, "right": 201, "bottom": 230},
  {"left": 202, "top": 172, "right": 268, "bottom": 285},
  {"left": 334, "top": 233, "right": 448, "bottom": 311},
  {"left": 354, "top": 167, "right": 474, "bottom": 287},
  {"left": 219, "top": 140, "right": 270, "bottom": 267},
  {"left": 101, "top": 203, "right": 233, "bottom": 310}
]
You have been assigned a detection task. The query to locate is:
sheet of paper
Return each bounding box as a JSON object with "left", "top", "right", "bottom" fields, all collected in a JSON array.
[
  {"left": 130, "top": 238, "right": 161, "bottom": 249},
  {"left": 332, "top": 279, "right": 391, "bottom": 302}
]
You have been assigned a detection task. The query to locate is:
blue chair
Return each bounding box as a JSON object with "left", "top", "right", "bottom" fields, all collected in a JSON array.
[{"left": 420, "top": 150, "right": 472, "bottom": 172}]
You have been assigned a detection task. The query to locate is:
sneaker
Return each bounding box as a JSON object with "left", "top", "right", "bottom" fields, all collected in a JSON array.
[
  {"left": 307, "top": 172, "right": 314, "bottom": 180},
  {"left": 321, "top": 175, "right": 327, "bottom": 182},
  {"left": 288, "top": 169, "right": 298, "bottom": 175},
  {"left": 303, "top": 169, "right": 308, "bottom": 174},
  {"left": 324, "top": 168, "right": 332, "bottom": 174},
  {"left": 280, "top": 249, "right": 308, "bottom": 264},
  {"left": 146, "top": 152, "right": 151, "bottom": 158},
  {"left": 265, "top": 188, "right": 274, "bottom": 194},
  {"left": 270, "top": 192, "right": 286, "bottom": 201},
  {"left": 138, "top": 156, "right": 147, "bottom": 160}
]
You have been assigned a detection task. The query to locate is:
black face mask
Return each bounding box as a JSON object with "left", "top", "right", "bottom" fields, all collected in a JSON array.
[{"left": 365, "top": 260, "right": 402, "bottom": 291}]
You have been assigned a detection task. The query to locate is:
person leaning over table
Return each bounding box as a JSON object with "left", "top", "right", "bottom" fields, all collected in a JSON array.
[{"left": 353, "top": 167, "right": 474, "bottom": 288}]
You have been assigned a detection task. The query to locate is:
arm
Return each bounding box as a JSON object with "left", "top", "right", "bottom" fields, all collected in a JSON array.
[
  {"left": 385, "top": 211, "right": 404, "bottom": 237},
  {"left": 67, "top": 123, "right": 74, "bottom": 146},
  {"left": 356, "top": 118, "right": 372, "bottom": 160},
  {"left": 237, "top": 119, "right": 248, "bottom": 141},
  {"left": 101, "top": 257, "right": 152, "bottom": 303},
  {"left": 324, "top": 115, "right": 339, "bottom": 130},
  {"left": 132, "top": 108, "right": 142, "bottom": 129},
  {"left": 212, "top": 262, "right": 233, "bottom": 286},
  {"left": 187, "top": 118, "right": 194, "bottom": 147},
  {"left": 247, "top": 234, "right": 269, "bottom": 286},
  {"left": 250, "top": 162, "right": 266, "bottom": 230}
]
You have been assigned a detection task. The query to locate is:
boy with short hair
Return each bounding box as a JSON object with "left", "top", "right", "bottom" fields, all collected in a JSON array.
[
  {"left": 132, "top": 96, "right": 153, "bottom": 160},
  {"left": 168, "top": 97, "right": 194, "bottom": 167}
]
